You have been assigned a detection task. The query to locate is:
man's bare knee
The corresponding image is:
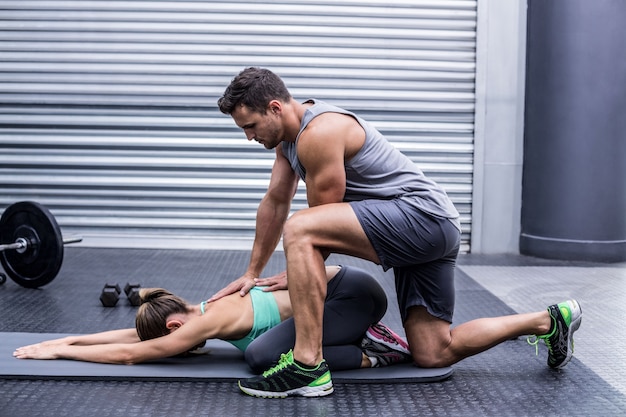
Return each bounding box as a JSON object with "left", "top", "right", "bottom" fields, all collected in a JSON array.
[
  {"left": 405, "top": 306, "right": 454, "bottom": 368},
  {"left": 282, "top": 215, "right": 310, "bottom": 248},
  {"left": 410, "top": 348, "right": 451, "bottom": 368}
]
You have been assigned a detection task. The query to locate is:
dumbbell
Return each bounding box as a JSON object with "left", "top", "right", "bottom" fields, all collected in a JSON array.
[
  {"left": 100, "top": 283, "right": 121, "bottom": 307},
  {"left": 100, "top": 282, "right": 142, "bottom": 307},
  {"left": 124, "top": 282, "right": 141, "bottom": 306}
]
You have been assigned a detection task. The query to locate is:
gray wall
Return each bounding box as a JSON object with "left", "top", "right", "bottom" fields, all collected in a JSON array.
[
  {"left": 471, "top": 0, "right": 528, "bottom": 254},
  {"left": 0, "top": 1, "right": 477, "bottom": 251}
]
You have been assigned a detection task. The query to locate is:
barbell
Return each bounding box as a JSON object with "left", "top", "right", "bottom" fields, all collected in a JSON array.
[{"left": 0, "top": 201, "right": 82, "bottom": 288}]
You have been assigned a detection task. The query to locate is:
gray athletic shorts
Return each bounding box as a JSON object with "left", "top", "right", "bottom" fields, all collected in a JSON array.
[{"left": 350, "top": 198, "right": 461, "bottom": 323}]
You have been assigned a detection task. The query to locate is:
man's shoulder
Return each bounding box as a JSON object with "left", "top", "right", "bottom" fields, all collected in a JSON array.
[{"left": 302, "top": 112, "right": 359, "bottom": 138}]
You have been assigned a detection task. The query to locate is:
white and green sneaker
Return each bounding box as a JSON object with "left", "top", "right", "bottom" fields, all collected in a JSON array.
[
  {"left": 238, "top": 350, "right": 334, "bottom": 398},
  {"left": 528, "top": 299, "right": 582, "bottom": 369}
]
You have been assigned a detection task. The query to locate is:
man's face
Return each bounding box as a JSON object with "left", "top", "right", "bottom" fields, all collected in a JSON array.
[{"left": 231, "top": 104, "right": 282, "bottom": 150}]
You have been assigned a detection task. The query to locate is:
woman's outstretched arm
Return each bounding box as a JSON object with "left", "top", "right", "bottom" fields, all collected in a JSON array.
[
  {"left": 11, "top": 328, "right": 139, "bottom": 354},
  {"left": 13, "top": 317, "right": 213, "bottom": 364},
  {"left": 61, "top": 328, "right": 141, "bottom": 345}
]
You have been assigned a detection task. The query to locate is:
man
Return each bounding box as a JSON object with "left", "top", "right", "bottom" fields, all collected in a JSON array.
[{"left": 210, "top": 67, "right": 582, "bottom": 398}]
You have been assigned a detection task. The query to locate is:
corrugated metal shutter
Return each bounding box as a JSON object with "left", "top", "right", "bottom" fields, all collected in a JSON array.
[{"left": 0, "top": 0, "right": 476, "bottom": 251}]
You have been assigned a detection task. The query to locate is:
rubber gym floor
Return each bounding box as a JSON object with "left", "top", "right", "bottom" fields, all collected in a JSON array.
[{"left": 1, "top": 248, "right": 624, "bottom": 417}]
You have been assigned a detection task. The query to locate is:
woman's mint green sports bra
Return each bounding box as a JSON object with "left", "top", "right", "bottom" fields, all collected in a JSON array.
[{"left": 201, "top": 287, "right": 282, "bottom": 351}]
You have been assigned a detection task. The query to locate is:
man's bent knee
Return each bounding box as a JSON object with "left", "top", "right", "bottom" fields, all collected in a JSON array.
[
  {"left": 410, "top": 347, "right": 452, "bottom": 369},
  {"left": 405, "top": 306, "right": 454, "bottom": 368},
  {"left": 282, "top": 214, "right": 312, "bottom": 248}
]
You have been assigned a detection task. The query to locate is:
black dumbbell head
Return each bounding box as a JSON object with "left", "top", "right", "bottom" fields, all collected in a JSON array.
[
  {"left": 124, "top": 282, "right": 142, "bottom": 306},
  {"left": 124, "top": 282, "right": 140, "bottom": 296},
  {"left": 100, "top": 283, "right": 121, "bottom": 307}
]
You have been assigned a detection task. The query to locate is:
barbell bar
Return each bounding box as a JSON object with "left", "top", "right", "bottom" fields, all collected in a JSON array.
[
  {"left": 0, "top": 236, "right": 82, "bottom": 253},
  {"left": 0, "top": 201, "right": 82, "bottom": 288}
]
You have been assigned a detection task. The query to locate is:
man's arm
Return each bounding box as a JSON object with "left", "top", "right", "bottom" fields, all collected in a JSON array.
[
  {"left": 208, "top": 146, "right": 298, "bottom": 301},
  {"left": 298, "top": 112, "right": 364, "bottom": 206},
  {"left": 247, "top": 146, "right": 299, "bottom": 276}
]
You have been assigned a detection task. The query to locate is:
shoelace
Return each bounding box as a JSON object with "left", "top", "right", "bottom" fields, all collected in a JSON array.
[
  {"left": 526, "top": 335, "right": 550, "bottom": 356},
  {"left": 527, "top": 313, "right": 557, "bottom": 356},
  {"left": 263, "top": 352, "right": 292, "bottom": 377},
  {"left": 370, "top": 325, "right": 397, "bottom": 344}
]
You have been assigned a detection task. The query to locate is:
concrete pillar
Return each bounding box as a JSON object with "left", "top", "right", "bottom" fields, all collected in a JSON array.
[{"left": 520, "top": 0, "right": 626, "bottom": 262}]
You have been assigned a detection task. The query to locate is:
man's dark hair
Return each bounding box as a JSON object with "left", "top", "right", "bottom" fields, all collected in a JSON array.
[{"left": 217, "top": 67, "right": 292, "bottom": 115}]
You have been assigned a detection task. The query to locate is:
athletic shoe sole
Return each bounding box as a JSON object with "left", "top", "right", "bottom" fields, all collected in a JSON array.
[
  {"left": 238, "top": 380, "right": 334, "bottom": 398},
  {"left": 554, "top": 299, "right": 582, "bottom": 369}
]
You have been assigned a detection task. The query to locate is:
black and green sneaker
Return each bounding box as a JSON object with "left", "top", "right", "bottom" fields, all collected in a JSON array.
[
  {"left": 238, "top": 350, "right": 333, "bottom": 398},
  {"left": 528, "top": 299, "right": 582, "bottom": 369}
]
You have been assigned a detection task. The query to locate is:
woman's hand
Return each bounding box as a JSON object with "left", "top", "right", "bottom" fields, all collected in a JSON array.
[
  {"left": 13, "top": 339, "right": 68, "bottom": 360},
  {"left": 254, "top": 270, "right": 288, "bottom": 291}
]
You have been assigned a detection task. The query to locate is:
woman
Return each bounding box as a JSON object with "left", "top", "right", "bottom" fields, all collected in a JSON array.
[{"left": 14, "top": 265, "right": 411, "bottom": 372}]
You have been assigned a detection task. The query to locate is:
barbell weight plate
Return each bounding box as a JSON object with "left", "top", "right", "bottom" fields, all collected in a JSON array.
[{"left": 0, "top": 201, "right": 64, "bottom": 288}]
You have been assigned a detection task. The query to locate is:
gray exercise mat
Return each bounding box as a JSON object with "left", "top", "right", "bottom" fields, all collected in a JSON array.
[{"left": 2, "top": 332, "right": 453, "bottom": 383}]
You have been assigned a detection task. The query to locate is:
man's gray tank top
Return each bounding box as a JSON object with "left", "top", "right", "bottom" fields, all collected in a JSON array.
[{"left": 281, "top": 99, "right": 460, "bottom": 228}]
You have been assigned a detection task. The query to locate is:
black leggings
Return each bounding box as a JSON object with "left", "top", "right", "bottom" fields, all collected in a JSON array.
[{"left": 244, "top": 265, "right": 388, "bottom": 373}]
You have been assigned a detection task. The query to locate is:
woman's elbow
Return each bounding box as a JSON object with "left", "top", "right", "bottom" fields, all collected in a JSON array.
[{"left": 116, "top": 349, "right": 141, "bottom": 365}]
